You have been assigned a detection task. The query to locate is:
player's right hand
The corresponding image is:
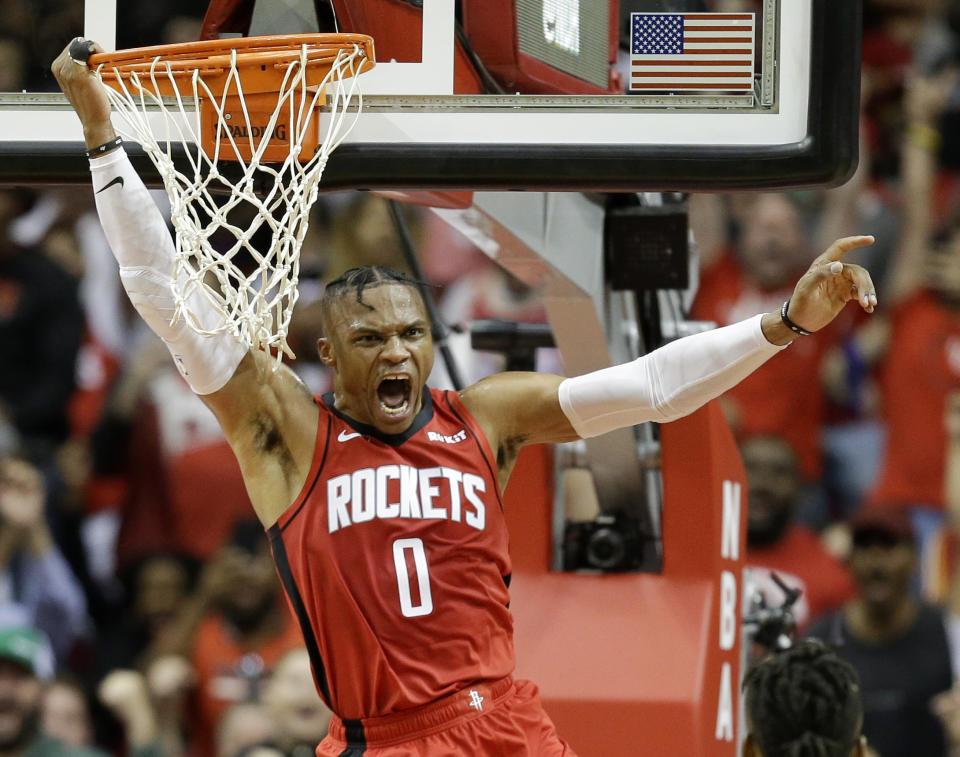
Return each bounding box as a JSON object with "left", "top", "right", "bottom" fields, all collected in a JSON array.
[
  {"left": 51, "top": 38, "right": 115, "bottom": 143},
  {"left": 785, "top": 235, "right": 877, "bottom": 332}
]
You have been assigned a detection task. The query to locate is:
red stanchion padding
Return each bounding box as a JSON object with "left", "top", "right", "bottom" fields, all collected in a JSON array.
[{"left": 506, "top": 400, "right": 747, "bottom": 756}]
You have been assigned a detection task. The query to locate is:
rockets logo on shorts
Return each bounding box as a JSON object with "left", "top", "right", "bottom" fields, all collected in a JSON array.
[{"left": 327, "top": 465, "right": 486, "bottom": 533}]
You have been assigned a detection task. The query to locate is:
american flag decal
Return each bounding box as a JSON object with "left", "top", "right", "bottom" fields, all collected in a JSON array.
[{"left": 630, "top": 12, "right": 755, "bottom": 92}]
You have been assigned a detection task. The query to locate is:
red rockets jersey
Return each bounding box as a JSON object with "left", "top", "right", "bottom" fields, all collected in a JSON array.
[{"left": 267, "top": 388, "right": 515, "bottom": 720}]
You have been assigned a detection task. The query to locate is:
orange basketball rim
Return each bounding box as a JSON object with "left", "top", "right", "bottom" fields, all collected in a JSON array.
[{"left": 88, "top": 34, "right": 375, "bottom": 163}]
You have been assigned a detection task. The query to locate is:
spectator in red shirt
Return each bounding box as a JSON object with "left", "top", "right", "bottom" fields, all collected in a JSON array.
[
  {"left": 149, "top": 520, "right": 302, "bottom": 757},
  {"left": 89, "top": 337, "right": 255, "bottom": 570},
  {"left": 743, "top": 435, "right": 855, "bottom": 631},
  {"left": 691, "top": 193, "right": 843, "bottom": 486},
  {"left": 848, "top": 69, "right": 960, "bottom": 599}
]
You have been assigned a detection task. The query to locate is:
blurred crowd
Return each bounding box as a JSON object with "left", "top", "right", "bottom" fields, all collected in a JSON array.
[
  {"left": 709, "top": 2, "right": 960, "bottom": 756},
  {"left": 1, "top": 0, "right": 960, "bottom": 756}
]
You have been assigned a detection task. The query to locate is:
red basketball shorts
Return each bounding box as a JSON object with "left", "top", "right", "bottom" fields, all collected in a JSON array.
[{"left": 316, "top": 677, "right": 577, "bottom": 756}]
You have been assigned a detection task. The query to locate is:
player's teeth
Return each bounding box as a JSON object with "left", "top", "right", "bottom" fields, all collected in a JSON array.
[{"left": 381, "top": 399, "right": 409, "bottom": 415}]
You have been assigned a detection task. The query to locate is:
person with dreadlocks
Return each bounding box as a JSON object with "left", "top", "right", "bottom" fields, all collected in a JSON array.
[
  {"left": 742, "top": 640, "right": 870, "bottom": 757},
  {"left": 53, "top": 39, "right": 881, "bottom": 757}
]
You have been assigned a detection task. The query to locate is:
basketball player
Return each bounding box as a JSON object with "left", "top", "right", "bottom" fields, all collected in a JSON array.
[
  {"left": 53, "top": 40, "right": 878, "bottom": 756},
  {"left": 742, "top": 640, "right": 870, "bottom": 757}
]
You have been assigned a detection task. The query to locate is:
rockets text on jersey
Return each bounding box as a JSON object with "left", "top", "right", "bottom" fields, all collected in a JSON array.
[{"left": 326, "top": 464, "right": 486, "bottom": 533}]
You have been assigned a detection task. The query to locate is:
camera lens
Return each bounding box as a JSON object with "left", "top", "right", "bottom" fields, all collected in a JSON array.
[{"left": 586, "top": 527, "right": 626, "bottom": 570}]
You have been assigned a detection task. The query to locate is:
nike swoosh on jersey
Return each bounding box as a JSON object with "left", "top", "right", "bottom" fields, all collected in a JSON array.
[
  {"left": 95, "top": 176, "right": 125, "bottom": 193},
  {"left": 337, "top": 430, "right": 362, "bottom": 442}
]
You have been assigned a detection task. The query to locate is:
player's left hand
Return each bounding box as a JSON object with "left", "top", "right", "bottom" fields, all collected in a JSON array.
[{"left": 785, "top": 235, "right": 877, "bottom": 333}]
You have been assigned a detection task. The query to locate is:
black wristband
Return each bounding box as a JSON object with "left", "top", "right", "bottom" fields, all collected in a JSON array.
[
  {"left": 85, "top": 136, "right": 122, "bottom": 159},
  {"left": 780, "top": 298, "right": 812, "bottom": 336}
]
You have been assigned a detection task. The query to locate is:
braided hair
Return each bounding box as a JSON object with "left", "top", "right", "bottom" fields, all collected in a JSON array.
[
  {"left": 324, "top": 265, "right": 423, "bottom": 308},
  {"left": 321, "top": 265, "right": 427, "bottom": 331},
  {"left": 743, "top": 639, "right": 862, "bottom": 757}
]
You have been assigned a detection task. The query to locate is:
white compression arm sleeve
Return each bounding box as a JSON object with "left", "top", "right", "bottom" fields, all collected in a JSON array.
[
  {"left": 558, "top": 314, "right": 787, "bottom": 438},
  {"left": 90, "top": 149, "right": 246, "bottom": 395}
]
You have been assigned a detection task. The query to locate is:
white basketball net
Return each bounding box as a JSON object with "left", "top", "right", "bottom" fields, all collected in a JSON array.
[{"left": 94, "top": 43, "right": 368, "bottom": 358}]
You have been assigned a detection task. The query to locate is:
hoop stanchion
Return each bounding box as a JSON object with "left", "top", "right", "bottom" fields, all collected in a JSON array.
[{"left": 87, "top": 34, "right": 374, "bottom": 357}]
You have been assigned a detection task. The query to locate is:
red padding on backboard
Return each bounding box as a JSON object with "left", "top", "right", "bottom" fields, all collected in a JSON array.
[
  {"left": 330, "top": 0, "right": 485, "bottom": 94},
  {"left": 330, "top": 0, "right": 483, "bottom": 207},
  {"left": 462, "top": 0, "right": 622, "bottom": 94},
  {"left": 201, "top": 0, "right": 485, "bottom": 93},
  {"left": 199, "top": 0, "right": 256, "bottom": 40},
  {"left": 512, "top": 51, "right": 622, "bottom": 95}
]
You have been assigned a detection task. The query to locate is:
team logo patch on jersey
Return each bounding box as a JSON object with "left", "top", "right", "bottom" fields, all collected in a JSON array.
[
  {"left": 427, "top": 429, "right": 466, "bottom": 444},
  {"left": 469, "top": 689, "right": 484, "bottom": 711}
]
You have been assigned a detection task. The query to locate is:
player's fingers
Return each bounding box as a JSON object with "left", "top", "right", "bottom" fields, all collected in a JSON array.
[
  {"left": 53, "top": 41, "right": 92, "bottom": 84},
  {"left": 55, "top": 38, "right": 102, "bottom": 73},
  {"left": 814, "top": 235, "right": 876, "bottom": 265},
  {"left": 827, "top": 262, "right": 878, "bottom": 311},
  {"left": 52, "top": 44, "right": 75, "bottom": 78},
  {"left": 68, "top": 38, "right": 98, "bottom": 67}
]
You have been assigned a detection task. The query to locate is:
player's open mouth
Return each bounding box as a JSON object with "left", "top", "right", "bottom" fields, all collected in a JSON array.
[{"left": 378, "top": 375, "right": 411, "bottom": 416}]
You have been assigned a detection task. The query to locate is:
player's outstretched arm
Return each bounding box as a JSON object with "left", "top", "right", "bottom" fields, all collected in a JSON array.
[
  {"left": 52, "top": 40, "right": 249, "bottom": 397},
  {"left": 52, "top": 40, "right": 319, "bottom": 525},
  {"left": 462, "top": 235, "right": 877, "bottom": 475}
]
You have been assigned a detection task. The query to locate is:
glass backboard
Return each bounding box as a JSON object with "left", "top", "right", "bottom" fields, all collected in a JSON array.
[{"left": 0, "top": 0, "right": 861, "bottom": 192}]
